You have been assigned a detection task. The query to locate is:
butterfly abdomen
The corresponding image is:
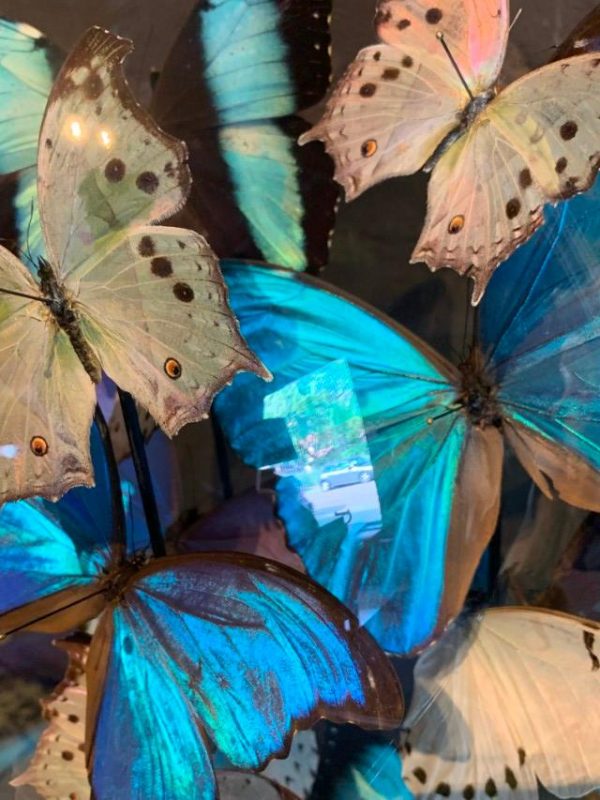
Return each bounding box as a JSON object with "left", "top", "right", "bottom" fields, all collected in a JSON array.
[
  {"left": 457, "top": 349, "right": 502, "bottom": 429},
  {"left": 37, "top": 257, "right": 102, "bottom": 383}
]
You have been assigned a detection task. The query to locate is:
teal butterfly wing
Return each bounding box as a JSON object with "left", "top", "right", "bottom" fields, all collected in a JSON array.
[
  {"left": 0, "top": 19, "right": 62, "bottom": 264},
  {"left": 151, "top": 0, "right": 337, "bottom": 270},
  {"left": 481, "top": 180, "right": 600, "bottom": 510},
  {"left": 88, "top": 553, "right": 403, "bottom": 800},
  {"left": 214, "top": 262, "right": 503, "bottom": 655}
]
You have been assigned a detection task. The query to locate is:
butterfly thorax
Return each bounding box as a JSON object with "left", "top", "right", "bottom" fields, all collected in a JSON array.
[
  {"left": 457, "top": 348, "right": 501, "bottom": 429},
  {"left": 102, "top": 553, "right": 148, "bottom": 604},
  {"left": 424, "top": 88, "right": 495, "bottom": 173},
  {"left": 38, "top": 258, "right": 102, "bottom": 383}
]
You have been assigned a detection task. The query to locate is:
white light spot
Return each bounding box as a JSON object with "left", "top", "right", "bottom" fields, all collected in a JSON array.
[
  {"left": 68, "top": 118, "right": 83, "bottom": 141},
  {"left": 99, "top": 129, "right": 112, "bottom": 148},
  {"left": 0, "top": 444, "right": 19, "bottom": 459}
]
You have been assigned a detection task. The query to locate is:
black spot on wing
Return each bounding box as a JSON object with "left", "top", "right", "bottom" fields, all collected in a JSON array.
[
  {"left": 173, "top": 282, "right": 194, "bottom": 302},
  {"left": 151, "top": 257, "right": 173, "bottom": 277},
  {"left": 560, "top": 120, "right": 578, "bottom": 140},
  {"left": 359, "top": 82, "right": 377, "bottom": 97},
  {"left": 83, "top": 72, "right": 104, "bottom": 100},
  {"left": 105, "top": 158, "right": 126, "bottom": 183},
  {"left": 583, "top": 629, "right": 600, "bottom": 670},
  {"left": 138, "top": 236, "right": 155, "bottom": 257},
  {"left": 425, "top": 8, "right": 443, "bottom": 24},
  {"left": 136, "top": 171, "right": 159, "bottom": 194}
]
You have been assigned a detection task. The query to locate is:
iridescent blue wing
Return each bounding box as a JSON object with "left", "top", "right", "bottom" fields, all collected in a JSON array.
[
  {"left": 151, "top": 0, "right": 337, "bottom": 270},
  {"left": 332, "top": 743, "right": 411, "bottom": 800},
  {"left": 88, "top": 553, "right": 402, "bottom": 800},
  {"left": 0, "top": 425, "right": 117, "bottom": 635},
  {"left": 215, "top": 262, "right": 502, "bottom": 655},
  {"left": 0, "top": 20, "right": 61, "bottom": 264},
  {"left": 482, "top": 181, "right": 600, "bottom": 511}
]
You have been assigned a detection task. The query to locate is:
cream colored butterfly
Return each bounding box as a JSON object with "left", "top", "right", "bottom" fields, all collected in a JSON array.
[
  {"left": 12, "top": 638, "right": 90, "bottom": 800},
  {"left": 401, "top": 607, "right": 600, "bottom": 800},
  {"left": 301, "top": 0, "right": 600, "bottom": 302},
  {"left": 0, "top": 26, "right": 268, "bottom": 506}
]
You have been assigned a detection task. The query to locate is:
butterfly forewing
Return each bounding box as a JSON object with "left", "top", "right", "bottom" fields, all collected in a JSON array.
[
  {"left": 375, "top": 0, "right": 509, "bottom": 94},
  {"left": 300, "top": 44, "right": 464, "bottom": 200},
  {"left": 37, "top": 27, "right": 190, "bottom": 276}
]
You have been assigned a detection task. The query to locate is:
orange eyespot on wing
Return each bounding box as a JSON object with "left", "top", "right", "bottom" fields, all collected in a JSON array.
[
  {"left": 30, "top": 436, "right": 49, "bottom": 457},
  {"left": 164, "top": 358, "right": 182, "bottom": 380}
]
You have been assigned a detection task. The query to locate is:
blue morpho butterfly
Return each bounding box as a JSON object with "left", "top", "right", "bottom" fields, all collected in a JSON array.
[
  {"left": 150, "top": 0, "right": 338, "bottom": 270},
  {"left": 0, "top": 425, "right": 403, "bottom": 798},
  {"left": 214, "top": 179, "right": 600, "bottom": 656},
  {"left": 0, "top": 20, "right": 61, "bottom": 263}
]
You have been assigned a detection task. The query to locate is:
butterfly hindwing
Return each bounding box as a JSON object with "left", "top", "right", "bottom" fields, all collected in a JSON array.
[
  {"left": 37, "top": 27, "right": 190, "bottom": 275},
  {"left": 0, "top": 247, "right": 96, "bottom": 504},
  {"left": 74, "top": 226, "right": 268, "bottom": 436},
  {"left": 414, "top": 53, "right": 600, "bottom": 300},
  {"left": 402, "top": 608, "right": 600, "bottom": 800},
  {"left": 152, "top": 0, "right": 337, "bottom": 270},
  {"left": 87, "top": 553, "right": 403, "bottom": 800}
]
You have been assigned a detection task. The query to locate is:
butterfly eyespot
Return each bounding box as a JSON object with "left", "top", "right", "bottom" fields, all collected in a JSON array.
[
  {"left": 361, "top": 139, "right": 378, "bottom": 158},
  {"left": 164, "top": 358, "right": 182, "bottom": 379},
  {"left": 83, "top": 72, "right": 104, "bottom": 100},
  {"left": 448, "top": 215, "right": 465, "bottom": 234},
  {"left": 30, "top": 436, "right": 49, "bottom": 457},
  {"left": 359, "top": 82, "right": 377, "bottom": 98},
  {"left": 425, "top": 7, "right": 443, "bottom": 24},
  {"left": 173, "top": 282, "right": 194, "bottom": 302}
]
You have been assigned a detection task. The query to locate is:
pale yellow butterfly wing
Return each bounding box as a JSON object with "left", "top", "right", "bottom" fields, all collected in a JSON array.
[
  {"left": 72, "top": 227, "right": 269, "bottom": 436},
  {"left": 0, "top": 247, "right": 95, "bottom": 503},
  {"left": 300, "top": 44, "right": 465, "bottom": 199},
  {"left": 402, "top": 608, "right": 600, "bottom": 800},
  {"left": 411, "top": 114, "right": 546, "bottom": 304},
  {"left": 37, "top": 26, "right": 190, "bottom": 276},
  {"left": 413, "top": 52, "right": 600, "bottom": 301},
  {"left": 12, "top": 639, "right": 91, "bottom": 800},
  {"left": 375, "top": 0, "right": 509, "bottom": 94}
]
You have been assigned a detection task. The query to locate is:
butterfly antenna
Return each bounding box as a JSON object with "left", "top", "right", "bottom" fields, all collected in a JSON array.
[
  {"left": 0, "top": 286, "right": 50, "bottom": 304},
  {"left": 436, "top": 32, "right": 475, "bottom": 101},
  {"left": 211, "top": 413, "right": 233, "bottom": 500},
  {"left": 509, "top": 7, "right": 523, "bottom": 34}
]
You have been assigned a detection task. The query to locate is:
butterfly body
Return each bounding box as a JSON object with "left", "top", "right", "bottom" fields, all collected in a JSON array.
[{"left": 456, "top": 348, "right": 501, "bottom": 428}]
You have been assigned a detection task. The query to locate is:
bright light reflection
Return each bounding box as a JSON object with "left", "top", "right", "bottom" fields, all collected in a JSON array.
[
  {"left": 69, "top": 119, "right": 83, "bottom": 140},
  {"left": 99, "top": 128, "right": 112, "bottom": 148},
  {"left": 0, "top": 444, "right": 19, "bottom": 459}
]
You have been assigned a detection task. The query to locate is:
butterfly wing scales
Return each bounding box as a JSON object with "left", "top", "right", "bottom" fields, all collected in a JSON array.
[
  {"left": 87, "top": 554, "right": 402, "bottom": 800},
  {"left": 0, "top": 247, "right": 95, "bottom": 503},
  {"left": 411, "top": 115, "right": 547, "bottom": 303},
  {"left": 375, "top": 0, "right": 509, "bottom": 93},
  {"left": 37, "top": 26, "right": 190, "bottom": 275},
  {"left": 74, "top": 226, "right": 268, "bottom": 436},
  {"left": 300, "top": 44, "right": 464, "bottom": 199},
  {"left": 403, "top": 608, "right": 600, "bottom": 799}
]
